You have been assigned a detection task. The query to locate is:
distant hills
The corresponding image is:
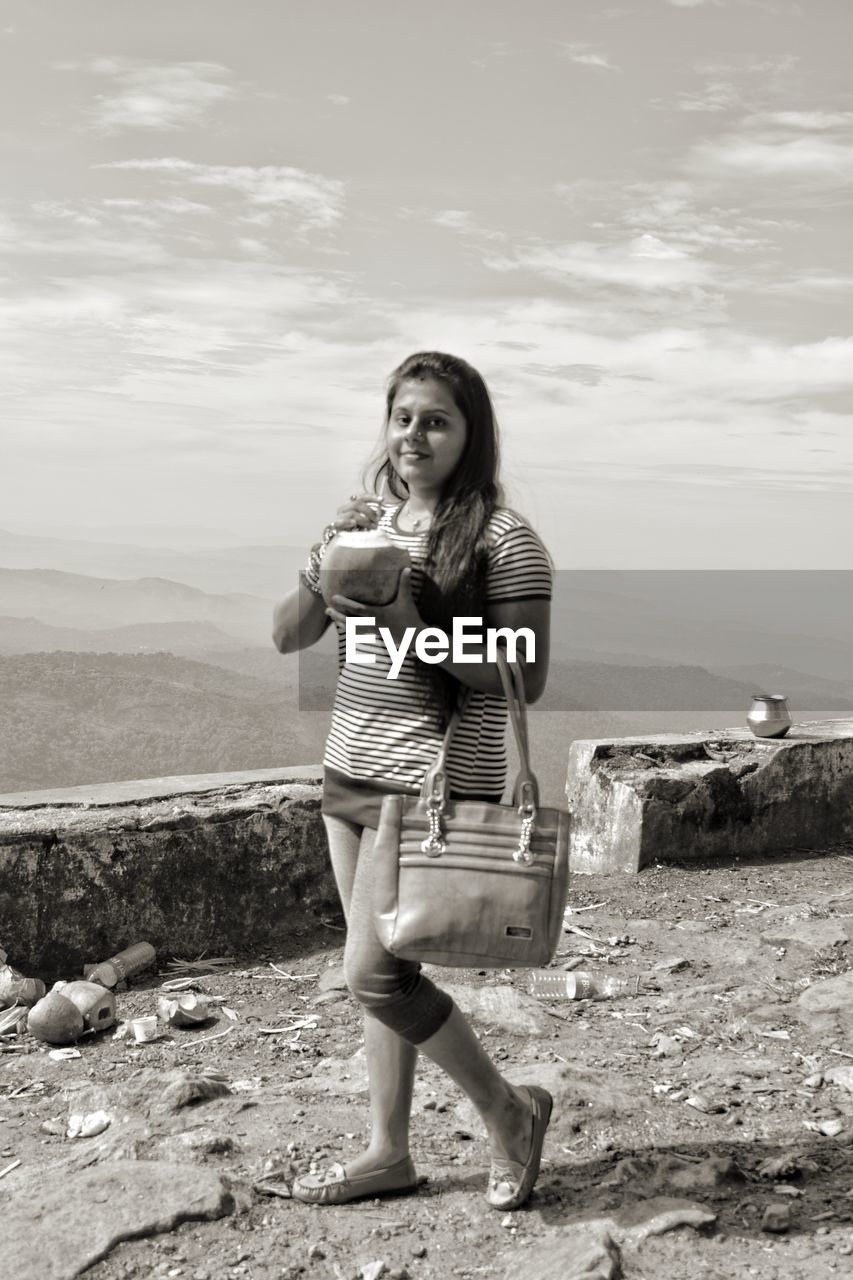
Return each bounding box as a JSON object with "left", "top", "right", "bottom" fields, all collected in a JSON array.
[
  {"left": 0, "top": 615, "right": 251, "bottom": 656},
  {"left": 0, "top": 528, "right": 306, "bottom": 599},
  {"left": 0, "top": 539, "right": 849, "bottom": 795},
  {"left": 0, "top": 651, "right": 327, "bottom": 794},
  {"left": 0, "top": 568, "right": 274, "bottom": 646}
]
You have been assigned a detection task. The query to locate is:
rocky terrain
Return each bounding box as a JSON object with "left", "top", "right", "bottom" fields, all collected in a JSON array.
[{"left": 3, "top": 847, "right": 853, "bottom": 1280}]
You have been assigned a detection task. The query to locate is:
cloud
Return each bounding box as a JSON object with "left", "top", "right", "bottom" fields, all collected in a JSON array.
[
  {"left": 754, "top": 110, "right": 853, "bottom": 130},
  {"left": 58, "top": 58, "right": 237, "bottom": 133},
  {"left": 688, "top": 107, "right": 853, "bottom": 182},
  {"left": 673, "top": 80, "right": 741, "bottom": 113},
  {"left": 488, "top": 233, "right": 712, "bottom": 292},
  {"left": 694, "top": 55, "right": 798, "bottom": 76},
  {"left": 693, "top": 134, "right": 853, "bottom": 178},
  {"left": 559, "top": 42, "right": 620, "bottom": 72},
  {"left": 432, "top": 209, "right": 474, "bottom": 232},
  {"left": 619, "top": 180, "right": 775, "bottom": 252},
  {"left": 97, "top": 158, "right": 345, "bottom": 229},
  {"left": 328, "top": 94, "right": 350, "bottom": 106}
]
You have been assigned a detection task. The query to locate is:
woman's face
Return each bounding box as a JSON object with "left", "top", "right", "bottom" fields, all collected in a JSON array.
[{"left": 386, "top": 377, "right": 468, "bottom": 497}]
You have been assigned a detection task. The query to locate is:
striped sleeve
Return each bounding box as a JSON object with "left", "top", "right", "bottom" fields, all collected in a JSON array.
[{"left": 485, "top": 512, "right": 553, "bottom": 603}]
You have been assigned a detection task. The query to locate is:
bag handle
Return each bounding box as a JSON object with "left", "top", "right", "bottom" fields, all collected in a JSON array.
[{"left": 421, "top": 648, "right": 540, "bottom": 813}]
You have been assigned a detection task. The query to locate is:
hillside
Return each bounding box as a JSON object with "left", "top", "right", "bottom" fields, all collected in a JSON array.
[
  {"left": 0, "top": 527, "right": 307, "bottom": 598},
  {"left": 0, "top": 652, "right": 327, "bottom": 793},
  {"left": 0, "top": 567, "right": 274, "bottom": 645},
  {"left": 0, "top": 615, "right": 252, "bottom": 656}
]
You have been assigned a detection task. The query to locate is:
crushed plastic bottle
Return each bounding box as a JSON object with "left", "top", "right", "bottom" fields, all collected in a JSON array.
[
  {"left": 527, "top": 969, "right": 641, "bottom": 1000},
  {"left": 84, "top": 942, "right": 156, "bottom": 988},
  {"left": 0, "top": 963, "right": 46, "bottom": 1009}
]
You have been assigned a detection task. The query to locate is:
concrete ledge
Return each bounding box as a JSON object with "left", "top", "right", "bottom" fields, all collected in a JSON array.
[
  {"left": 566, "top": 720, "right": 853, "bottom": 874},
  {"left": 0, "top": 768, "right": 334, "bottom": 976}
]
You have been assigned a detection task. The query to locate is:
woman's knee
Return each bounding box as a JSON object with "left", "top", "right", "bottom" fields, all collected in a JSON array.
[{"left": 342, "top": 933, "right": 411, "bottom": 1011}]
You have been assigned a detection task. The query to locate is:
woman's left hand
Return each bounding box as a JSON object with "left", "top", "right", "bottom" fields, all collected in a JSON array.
[{"left": 326, "top": 567, "right": 423, "bottom": 643}]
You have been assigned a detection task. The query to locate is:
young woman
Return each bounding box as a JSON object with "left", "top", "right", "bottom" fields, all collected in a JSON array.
[{"left": 273, "top": 351, "right": 553, "bottom": 1210}]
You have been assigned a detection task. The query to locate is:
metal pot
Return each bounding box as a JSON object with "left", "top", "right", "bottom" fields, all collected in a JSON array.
[{"left": 747, "top": 694, "right": 792, "bottom": 739}]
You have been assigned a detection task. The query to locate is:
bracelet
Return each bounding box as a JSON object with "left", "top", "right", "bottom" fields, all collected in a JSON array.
[{"left": 322, "top": 523, "right": 338, "bottom": 546}]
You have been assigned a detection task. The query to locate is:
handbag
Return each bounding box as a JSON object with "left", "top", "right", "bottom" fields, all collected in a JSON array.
[{"left": 372, "top": 650, "right": 570, "bottom": 968}]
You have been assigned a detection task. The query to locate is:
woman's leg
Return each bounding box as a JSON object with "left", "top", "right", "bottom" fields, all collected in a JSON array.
[
  {"left": 343, "top": 829, "right": 548, "bottom": 1199},
  {"left": 323, "top": 817, "right": 418, "bottom": 1177}
]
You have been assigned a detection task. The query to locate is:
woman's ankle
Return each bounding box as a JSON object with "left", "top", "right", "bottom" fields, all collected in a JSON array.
[
  {"left": 481, "top": 1086, "right": 532, "bottom": 1157},
  {"left": 346, "top": 1141, "right": 411, "bottom": 1173}
]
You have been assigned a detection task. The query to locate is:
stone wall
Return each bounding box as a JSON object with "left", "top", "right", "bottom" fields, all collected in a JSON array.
[
  {"left": 0, "top": 768, "right": 333, "bottom": 977},
  {"left": 566, "top": 719, "right": 853, "bottom": 874},
  {"left": 4, "top": 720, "right": 853, "bottom": 974}
]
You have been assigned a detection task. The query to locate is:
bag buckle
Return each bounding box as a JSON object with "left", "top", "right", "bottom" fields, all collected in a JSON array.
[
  {"left": 421, "top": 778, "right": 447, "bottom": 856},
  {"left": 514, "top": 796, "right": 537, "bottom": 865}
]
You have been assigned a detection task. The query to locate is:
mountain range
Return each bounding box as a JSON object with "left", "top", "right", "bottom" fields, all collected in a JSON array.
[{"left": 0, "top": 533, "right": 849, "bottom": 794}]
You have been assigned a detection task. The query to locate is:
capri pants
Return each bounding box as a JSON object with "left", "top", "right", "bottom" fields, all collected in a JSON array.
[{"left": 324, "top": 814, "right": 453, "bottom": 1044}]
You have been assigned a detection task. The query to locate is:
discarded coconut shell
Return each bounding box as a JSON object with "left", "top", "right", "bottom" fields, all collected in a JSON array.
[
  {"left": 56, "top": 981, "right": 117, "bottom": 1032},
  {"left": 157, "top": 992, "right": 211, "bottom": 1027},
  {"left": 27, "top": 990, "right": 86, "bottom": 1045}
]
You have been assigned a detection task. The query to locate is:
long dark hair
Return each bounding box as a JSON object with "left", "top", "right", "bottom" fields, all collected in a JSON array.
[{"left": 364, "top": 351, "right": 503, "bottom": 723}]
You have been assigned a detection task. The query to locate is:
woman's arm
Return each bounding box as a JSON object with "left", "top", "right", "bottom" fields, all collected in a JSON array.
[
  {"left": 272, "top": 579, "right": 332, "bottom": 653},
  {"left": 434, "top": 598, "right": 551, "bottom": 703}
]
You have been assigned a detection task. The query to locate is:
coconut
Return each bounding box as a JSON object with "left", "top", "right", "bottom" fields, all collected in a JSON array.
[
  {"left": 320, "top": 529, "right": 410, "bottom": 606},
  {"left": 27, "top": 990, "right": 86, "bottom": 1045},
  {"left": 55, "top": 980, "right": 117, "bottom": 1032}
]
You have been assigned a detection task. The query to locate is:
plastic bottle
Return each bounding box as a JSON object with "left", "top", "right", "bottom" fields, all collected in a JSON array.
[
  {"left": 527, "top": 969, "right": 641, "bottom": 1000},
  {"left": 84, "top": 942, "right": 156, "bottom": 988}
]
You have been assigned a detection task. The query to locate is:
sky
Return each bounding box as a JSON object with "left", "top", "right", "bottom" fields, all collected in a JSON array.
[{"left": 1, "top": 0, "right": 851, "bottom": 568}]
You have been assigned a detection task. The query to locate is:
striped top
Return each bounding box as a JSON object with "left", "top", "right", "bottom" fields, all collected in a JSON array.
[{"left": 302, "top": 501, "right": 552, "bottom": 813}]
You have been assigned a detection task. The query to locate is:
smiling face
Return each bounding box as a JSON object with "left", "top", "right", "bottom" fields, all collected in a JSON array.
[{"left": 385, "top": 377, "right": 469, "bottom": 499}]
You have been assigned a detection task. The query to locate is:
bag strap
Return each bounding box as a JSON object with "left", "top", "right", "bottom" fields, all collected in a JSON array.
[{"left": 421, "top": 648, "right": 540, "bottom": 812}]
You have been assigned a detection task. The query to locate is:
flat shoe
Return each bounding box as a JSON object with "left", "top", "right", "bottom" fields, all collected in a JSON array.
[
  {"left": 292, "top": 1154, "right": 418, "bottom": 1205},
  {"left": 485, "top": 1084, "right": 553, "bottom": 1211}
]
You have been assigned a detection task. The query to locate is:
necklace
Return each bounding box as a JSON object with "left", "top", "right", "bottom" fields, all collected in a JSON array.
[{"left": 401, "top": 500, "right": 431, "bottom": 532}]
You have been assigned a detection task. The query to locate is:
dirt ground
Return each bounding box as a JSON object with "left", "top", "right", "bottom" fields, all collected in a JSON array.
[{"left": 3, "top": 846, "right": 853, "bottom": 1280}]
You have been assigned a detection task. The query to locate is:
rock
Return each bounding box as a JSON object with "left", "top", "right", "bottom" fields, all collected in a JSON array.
[
  {"left": 503, "top": 1228, "right": 621, "bottom": 1279},
  {"left": 756, "top": 1153, "right": 818, "bottom": 1180},
  {"left": 535, "top": 1196, "right": 715, "bottom": 1271},
  {"left": 761, "top": 918, "right": 852, "bottom": 952},
  {"left": 652, "top": 1155, "right": 741, "bottom": 1193},
  {"left": 651, "top": 1035, "right": 686, "bottom": 1059},
  {"left": 567, "top": 726, "right": 853, "bottom": 874},
  {"left": 442, "top": 984, "right": 555, "bottom": 1035},
  {"left": 359, "top": 1263, "right": 388, "bottom": 1280},
  {"left": 608, "top": 1196, "right": 717, "bottom": 1246},
  {"left": 168, "top": 1127, "right": 238, "bottom": 1157},
  {"left": 3, "top": 1160, "right": 237, "bottom": 1279},
  {"left": 653, "top": 957, "right": 690, "bottom": 974},
  {"left": 120, "top": 1069, "right": 230, "bottom": 1116},
  {"left": 318, "top": 966, "right": 348, "bottom": 993},
  {"left": 817, "top": 1118, "right": 844, "bottom": 1138},
  {"left": 825, "top": 1066, "right": 853, "bottom": 1095},
  {"left": 795, "top": 973, "right": 853, "bottom": 1037},
  {"left": 282, "top": 1047, "right": 369, "bottom": 1095},
  {"left": 761, "top": 1202, "right": 791, "bottom": 1233},
  {"left": 67, "top": 1110, "right": 112, "bottom": 1140}
]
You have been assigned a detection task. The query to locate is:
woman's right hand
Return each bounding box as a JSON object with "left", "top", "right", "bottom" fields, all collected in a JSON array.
[{"left": 330, "top": 493, "right": 380, "bottom": 533}]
